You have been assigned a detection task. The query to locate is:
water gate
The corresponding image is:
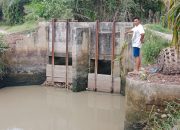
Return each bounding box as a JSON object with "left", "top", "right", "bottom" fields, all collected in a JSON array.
[{"left": 46, "top": 20, "right": 133, "bottom": 93}]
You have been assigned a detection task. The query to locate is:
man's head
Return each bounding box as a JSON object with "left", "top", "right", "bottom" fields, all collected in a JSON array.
[{"left": 133, "top": 17, "right": 141, "bottom": 26}]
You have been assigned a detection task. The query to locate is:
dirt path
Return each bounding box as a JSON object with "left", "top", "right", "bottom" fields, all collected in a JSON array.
[
  {"left": 145, "top": 28, "right": 173, "bottom": 41},
  {"left": 0, "top": 29, "right": 8, "bottom": 34}
]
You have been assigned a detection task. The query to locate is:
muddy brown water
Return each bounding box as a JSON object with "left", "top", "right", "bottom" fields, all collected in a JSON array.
[{"left": 0, "top": 86, "right": 125, "bottom": 130}]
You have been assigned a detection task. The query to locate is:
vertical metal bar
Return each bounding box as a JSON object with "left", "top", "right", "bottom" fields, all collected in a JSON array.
[
  {"left": 95, "top": 20, "right": 99, "bottom": 91},
  {"left": 51, "top": 19, "right": 56, "bottom": 85},
  {"left": 66, "top": 20, "right": 69, "bottom": 90},
  {"left": 111, "top": 21, "right": 116, "bottom": 93}
]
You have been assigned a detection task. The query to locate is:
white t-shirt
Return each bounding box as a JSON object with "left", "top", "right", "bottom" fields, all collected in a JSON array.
[{"left": 131, "top": 24, "right": 145, "bottom": 48}]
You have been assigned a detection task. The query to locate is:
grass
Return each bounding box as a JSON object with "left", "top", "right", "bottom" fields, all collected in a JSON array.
[
  {"left": 144, "top": 100, "right": 180, "bottom": 130},
  {"left": 142, "top": 29, "right": 170, "bottom": 65},
  {"left": 145, "top": 24, "right": 172, "bottom": 34},
  {"left": 0, "top": 21, "right": 38, "bottom": 33}
]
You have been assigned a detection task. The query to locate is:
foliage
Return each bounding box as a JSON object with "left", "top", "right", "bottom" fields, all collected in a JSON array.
[
  {"left": 73, "top": 0, "right": 97, "bottom": 21},
  {"left": 133, "top": 0, "right": 163, "bottom": 22},
  {"left": 119, "top": 0, "right": 140, "bottom": 22},
  {"left": 73, "top": 0, "right": 164, "bottom": 22},
  {"left": 0, "top": 34, "right": 8, "bottom": 78},
  {"left": 142, "top": 30, "right": 169, "bottom": 64},
  {"left": 24, "top": 1, "right": 44, "bottom": 21},
  {"left": 144, "top": 100, "right": 180, "bottom": 130},
  {"left": 0, "top": 0, "right": 166, "bottom": 23},
  {"left": 160, "top": 15, "right": 169, "bottom": 28},
  {"left": 145, "top": 24, "right": 172, "bottom": 34},
  {"left": 117, "top": 42, "right": 129, "bottom": 95},
  {"left": 166, "top": 0, "right": 180, "bottom": 51},
  {"left": 0, "top": 34, "right": 7, "bottom": 52},
  {"left": 25, "top": 0, "right": 73, "bottom": 21},
  {"left": 2, "top": 0, "right": 30, "bottom": 25}
]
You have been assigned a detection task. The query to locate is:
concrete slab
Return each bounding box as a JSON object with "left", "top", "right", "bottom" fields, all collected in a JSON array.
[{"left": 88, "top": 73, "right": 121, "bottom": 93}]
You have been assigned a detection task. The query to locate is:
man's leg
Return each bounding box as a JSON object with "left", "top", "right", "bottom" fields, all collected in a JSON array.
[
  {"left": 129, "top": 47, "right": 140, "bottom": 74},
  {"left": 135, "top": 56, "right": 141, "bottom": 71}
]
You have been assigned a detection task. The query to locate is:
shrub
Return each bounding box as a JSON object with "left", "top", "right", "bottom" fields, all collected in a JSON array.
[
  {"left": 24, "top": 0, "right": 73, "bottom": 21},
  {"left": 0, "top": 34, "right": 8, "bottom": 78},
  {"left": 2, "top": 0, "right": 24, "bottom": 25},
  {"left": 24, "top": 0, "right": 45, "bottom": 21},
  {"left": 146, "top": 23, "right": 172, "bottom": 34},
  {"left": 142, "top": 30, "right": 170, "bottom": 65},
  {"left": 144, "top": 100, "right": 180, "bottom": 130}
]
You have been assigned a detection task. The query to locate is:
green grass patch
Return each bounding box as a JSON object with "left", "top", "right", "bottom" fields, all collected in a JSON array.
[
  {"left": 145, "top": 24, "right": 172, "bottom": 34},
  {"left": 142, "top": 29, "right": 170, "bottom": 65},
  {"left": 144, "top": 101, "right": 180, "bottom": 130},
  {"left": 0, "top": 21, "right": 38, "bottom": 33}
]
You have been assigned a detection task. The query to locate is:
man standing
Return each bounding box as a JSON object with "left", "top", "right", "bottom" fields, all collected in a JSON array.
[{"left": 125, "top": 17, "right": 145, "bottom": 74}]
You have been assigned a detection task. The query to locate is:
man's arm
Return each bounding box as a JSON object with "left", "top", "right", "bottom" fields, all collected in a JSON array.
[
  {"left": 125, "top": 29, "right": 133, "bottom": 34},
  {"left": 140, "top": 33, "right": 145, "bottom": 43},
  {"left": 139, "top": 25, "right": 145, "bottom": 43}
]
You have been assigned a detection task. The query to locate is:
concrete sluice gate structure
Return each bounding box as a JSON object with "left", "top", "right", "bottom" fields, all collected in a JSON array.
[{"left": 46, "top": 21, "right": 133, "bottom": 93}]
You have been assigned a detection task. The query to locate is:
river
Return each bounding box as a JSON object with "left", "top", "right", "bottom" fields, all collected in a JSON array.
[{"left": 0, "top": 86, "right": 125, "bottom": 130}]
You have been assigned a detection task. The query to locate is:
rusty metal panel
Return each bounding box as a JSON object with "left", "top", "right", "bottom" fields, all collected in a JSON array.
[
  {"left": 66, "top": 20, "right": 69, "bottom": 89},
  {"left": 51, "top": 19, "right": 56, "bottom": 84},
  {"left": 111, "top": 21, "right": 116, "bottom": 93},
  {"left": 95, "top": 20, "right": 99, "bottom": 91}
]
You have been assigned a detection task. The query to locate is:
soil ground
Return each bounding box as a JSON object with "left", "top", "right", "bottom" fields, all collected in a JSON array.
[{"left": 128, "top": 65, "right": 180, "bottom": 85}]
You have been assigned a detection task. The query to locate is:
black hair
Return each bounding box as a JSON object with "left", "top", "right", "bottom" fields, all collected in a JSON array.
[{"left": 133, "top": 17, "right": 140, "bottom": 21}]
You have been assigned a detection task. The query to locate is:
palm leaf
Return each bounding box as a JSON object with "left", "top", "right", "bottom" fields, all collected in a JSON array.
[{"left": 166, "top": 0, "right": 180, "bottom": 51}]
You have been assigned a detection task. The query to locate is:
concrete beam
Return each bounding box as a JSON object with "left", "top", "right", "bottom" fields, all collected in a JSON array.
[{"left": 72, "top": 27, "right": 90, "bottom": 92}]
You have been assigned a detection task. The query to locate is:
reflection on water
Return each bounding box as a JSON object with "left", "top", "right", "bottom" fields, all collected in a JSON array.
[
  {"left": 7, "top": 128, "right": 23, "bottom": 130},
  {"left": 0, "top": 86, "right": 125, "bottom": 130}
]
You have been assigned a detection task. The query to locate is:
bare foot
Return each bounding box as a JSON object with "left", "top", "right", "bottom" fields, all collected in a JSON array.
[{"left": 128, "top": 70, "right": 139, "bottom": 75}]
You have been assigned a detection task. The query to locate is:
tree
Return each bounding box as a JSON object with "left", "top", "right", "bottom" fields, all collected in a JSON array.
[
  {"left": 25, "top": 0, "right": 73, "bottom": 20},
  {"left": 168, "top": 0, "right": 180, "bottom": 50},
  {"left": 2, "top": 0, "right": 31, "bottom": 25},
  {"left": 157, "top": 0, "right": 180, "bottom": 74},
  {"left": 73, "top": 0, "right": 164, "bottom": 22}
]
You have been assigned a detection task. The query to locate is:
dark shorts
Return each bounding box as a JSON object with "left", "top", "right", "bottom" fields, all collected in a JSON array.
[{"left": 133, "top": 47, "right": 140, "bottom": 57}]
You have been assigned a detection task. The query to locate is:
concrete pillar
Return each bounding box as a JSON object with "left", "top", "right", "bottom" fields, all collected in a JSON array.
[{"left": 72, "top": 27, "right": 90, "bottom": 92}]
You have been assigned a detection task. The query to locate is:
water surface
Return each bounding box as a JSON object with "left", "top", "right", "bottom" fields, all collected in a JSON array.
[{"left": 0, "top": 86, "right": 125, "bottom": 130}]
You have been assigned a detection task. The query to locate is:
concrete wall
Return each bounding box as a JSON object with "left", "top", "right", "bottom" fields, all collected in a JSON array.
[
  {"left": 47, "top": 21, "right": 133, "bottom": 92},
  {"left": 2, "top": 22, "right": 48, "bottom": 86},
  {"left": 1, "top": 21, "right": 133, "bottom": 88},
  {"left": 48, "top": 22, "right": 133, "bottom": 60},
  {"left": 124, "top": 77, "right": 180, "bottom": 130}
]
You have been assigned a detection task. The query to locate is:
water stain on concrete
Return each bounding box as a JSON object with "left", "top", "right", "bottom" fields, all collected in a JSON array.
[{"left": 0, "top": 86, "right": 125, "bottom": 130}]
